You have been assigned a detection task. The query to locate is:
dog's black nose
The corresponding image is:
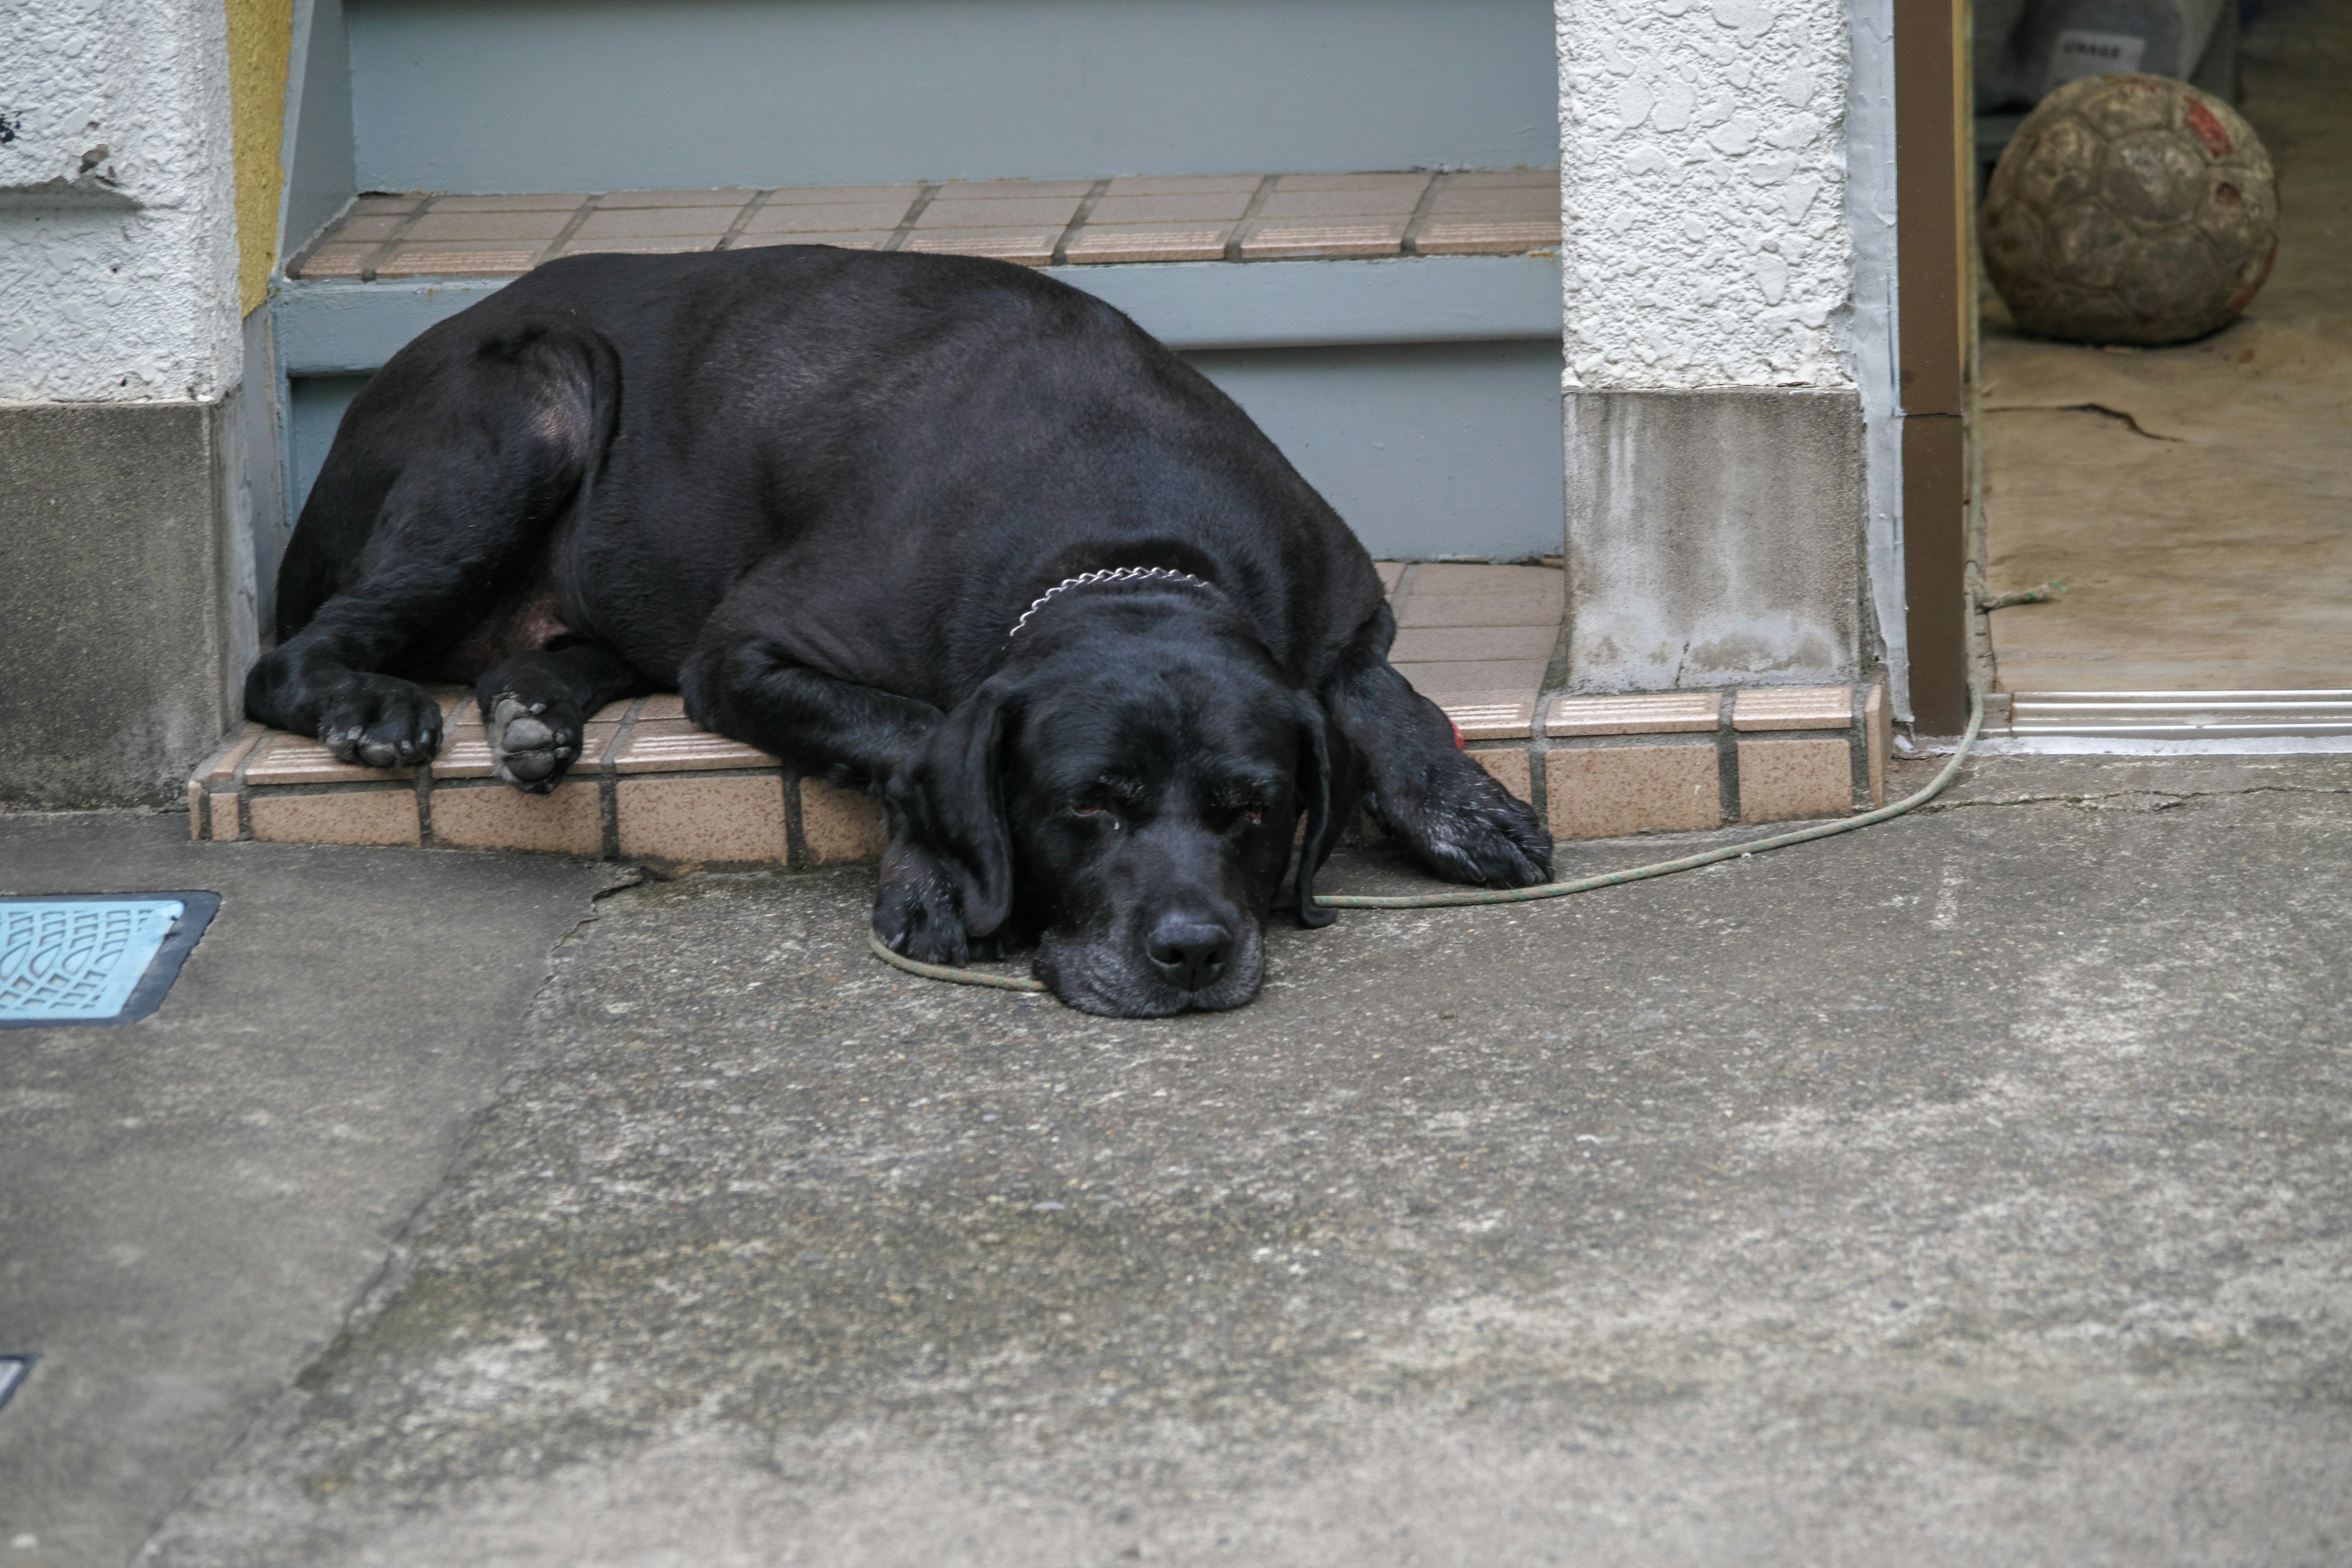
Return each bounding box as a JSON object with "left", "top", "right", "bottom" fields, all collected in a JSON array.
[{"left": 1146, "top": 919, "right": 1232, "bottom": 992}]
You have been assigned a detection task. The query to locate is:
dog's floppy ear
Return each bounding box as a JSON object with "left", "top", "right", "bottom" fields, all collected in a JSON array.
[
  {"left": 1292, "top": 699, "right": 1340, "bottom": 929},
  {"left": 891, "top": 677, "right": 1021, "bottom": 940}
]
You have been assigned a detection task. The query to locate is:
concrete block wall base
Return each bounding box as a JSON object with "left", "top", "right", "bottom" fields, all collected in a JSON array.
[
  {"left": 0, "top": 402, "right": 249, "bottom": 809},
  {"left": 1564, "top": 387, "right": 1865, "bottom": 692},
  {"left": 190, "top": 680, "right": 1890, "bottom": 869}
]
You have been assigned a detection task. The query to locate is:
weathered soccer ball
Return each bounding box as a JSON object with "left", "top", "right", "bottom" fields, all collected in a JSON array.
[{"left": 1983, "top": 73, "right": 2277, "bottom": 345}]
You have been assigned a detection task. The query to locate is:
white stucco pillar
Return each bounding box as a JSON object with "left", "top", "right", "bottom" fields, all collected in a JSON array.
[{"left": 1555, "top": 0, "right": 1899, "bottom": 700}]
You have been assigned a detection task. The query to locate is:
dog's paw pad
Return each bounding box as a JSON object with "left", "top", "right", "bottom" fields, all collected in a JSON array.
[{"left": 487, "top": 695, "right": 576, "bottom": 792}]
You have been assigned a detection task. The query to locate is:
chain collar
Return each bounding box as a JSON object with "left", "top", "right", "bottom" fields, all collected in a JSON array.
[{"left": 1005, "top": 566, "right": 1218, "bottom": 643}]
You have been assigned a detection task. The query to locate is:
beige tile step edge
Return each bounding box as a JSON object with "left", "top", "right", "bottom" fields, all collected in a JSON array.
[{"left": 189, "top": 682, "right": 1891, "bottom": 865}]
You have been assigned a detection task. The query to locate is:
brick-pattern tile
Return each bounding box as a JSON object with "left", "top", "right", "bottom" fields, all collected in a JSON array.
[
  {"left": 1411, "top": 564, "right": 1561, "bottom": 595},
  {"left": 249, "top": 790, "right": 421, "bottom": 847},
  {"left": 1467, "top": 747, "right": 1532, "bottom": 805},
  {"left": 202, "top": 723, "right": 266, "bottom": 785},
  {"left": 1238, "top": 218, "right": 1411, "bottom": 260},
  {"left": 766, "top": 184, "right": 926, "bottom": 207},
  {"left": 1428, "top": 696, "right": 1541, "bottom": 742},
  {"left": 1548, "top": 743, "right": 1721, "bottom": 839},
  {"left": 374, "top": 243, "right": 544, "bottom": 278},
  {"left": 1389, "top": 625, "right": 1556, "bottom": 663},
  {"left": 427, "top": 193, "right": 589, "bottom": 212},
  {"left": 598, "top": 189, "right": 758, "bottom": 209},
  {"left": 244, "top": 733, "right": 411, "bottom": 786},
  {"left": 404, "top": 209, "right": 575, "bottom": 242},
  {"left": 432, "top": 780, "right": 603, "bottom": 856},
  {"left": 1733, "top": 687, "right": 1854, "bottom": 731},
  {"left": 1102, "top": 175, "right": 1263, "bottom": 197},
  {"left": 740, "top": 200, "right": 919, "bottom": 236},
  {"left": 292, "top": 243, "right": 380, "bottom": 279},
  {"left": 801, "top": 778, "right": 888, "bottom": 862},
  {"left": 296, "top": 172, "right": 1569, "bottom": 282},
  {"left": 1061, "top": 224, "right": 1234, "bottom": 264},
  {"left": 902, "top": 228, "right": 1062, "bottom": 265},
  {"left": 1085, "top": 190, "right": 1256, "bottom": 225},
  {"left": 612, "top": 717, "right": 775, "bottom": 773},
  {"left": 1385, "top": 564, "right": 1561, "bottom": 741},
  {"left": 1547, "top": 692, "right": 1719, "bottom": 736},
  {"left": 1398, "top": 592, "right": 1562, "bottom": 628},
  {"left": 733, "top": 232, "right": 897, "bottom": 252},
  {"left": 617, "top": 775, "right": 788, "bottom": 863},
  {"left": 1737, "top": 737, "right": 1852, "bottom": 823},
  {"left": 1417, "top": 218, "right": 1559, "bottom": 255},
  {"left": 916, "top": 194, "right": 1087, "bottom": 229},
  {"left": 574, "top": 205, "right": 747, "bottom": 238},
  {"left": 929, "top": 179, "right": 1095, "bottom": 202}
]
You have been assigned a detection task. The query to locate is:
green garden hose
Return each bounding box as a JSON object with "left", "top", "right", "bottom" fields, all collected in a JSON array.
[{"left": 869, "top": 684, "right": 1985, "bottom": 992}]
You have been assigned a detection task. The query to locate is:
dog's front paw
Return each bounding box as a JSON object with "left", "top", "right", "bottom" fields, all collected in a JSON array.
[
  {"left": 873, "top": 843, "right": 974, "bottom": 965},
  {"left": 317, "top": 674, "right": 444, "bottom": 769},
  {"left": 486, "top": 693, "right": 581, "bottom": 794},
  {"left": 1385, "top": 760, "right": 1553, "bottom": 888}
]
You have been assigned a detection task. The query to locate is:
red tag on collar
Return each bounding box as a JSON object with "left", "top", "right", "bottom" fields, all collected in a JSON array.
[{"left": 1450, "top": 719, "right": 1465, "bottom": 750}]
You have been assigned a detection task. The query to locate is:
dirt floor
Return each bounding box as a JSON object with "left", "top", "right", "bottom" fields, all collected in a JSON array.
[{"left": 1979, "top": 0, "right": 2352, "bottom": 693}]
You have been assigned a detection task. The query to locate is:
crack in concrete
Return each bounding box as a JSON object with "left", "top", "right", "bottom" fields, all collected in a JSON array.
[{"left": 1986, "top": 401, "right": 2187, "bottom": 442}]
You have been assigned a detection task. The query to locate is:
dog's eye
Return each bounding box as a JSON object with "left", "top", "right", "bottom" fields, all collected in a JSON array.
[{"left": 1242, "top": 804, "right": 1265, "bottom": 823}]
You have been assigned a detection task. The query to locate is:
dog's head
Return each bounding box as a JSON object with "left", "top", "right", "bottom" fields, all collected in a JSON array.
[{"left": 881, "top": 591, "right": 1339, "bottom": 1016}]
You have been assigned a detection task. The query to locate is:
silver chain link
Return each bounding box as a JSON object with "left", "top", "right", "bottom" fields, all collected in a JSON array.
[{"left": 1005, "top": 565, "right": 1217, "bottom": 642}]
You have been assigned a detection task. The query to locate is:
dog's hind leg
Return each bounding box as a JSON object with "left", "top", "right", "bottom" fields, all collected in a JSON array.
[
  {"left": 475, "top": 638, "right": 651, "bottom": 793},
  {"left": 246, "top": 322, "right": 612, "bottom": 767},
  {"left": 1319, "top": 613, "right": 1553, "bottom": 888}
]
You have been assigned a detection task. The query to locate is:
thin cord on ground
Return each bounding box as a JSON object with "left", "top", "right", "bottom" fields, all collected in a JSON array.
[{"left": 869, "top": 684, "right": 1985, "bottom": 992}]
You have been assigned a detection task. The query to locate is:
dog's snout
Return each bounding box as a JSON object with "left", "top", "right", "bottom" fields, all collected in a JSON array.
[{"left": 1145, "top": 918, "right": 1232, "bottom": 992}]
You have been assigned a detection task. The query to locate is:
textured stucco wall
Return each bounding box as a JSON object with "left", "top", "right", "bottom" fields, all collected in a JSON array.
[
  {"left": 227, "top": 0, "right": 296, "bottom": 317},
  {"left": 1556, "top": 0, "right": 1856, "bottom": 390},
  {"left": 0, "top": 0, "right": 241, "bottom": 402}
]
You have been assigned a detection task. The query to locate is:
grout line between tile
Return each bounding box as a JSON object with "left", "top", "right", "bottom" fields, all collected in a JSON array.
[
  {"left": 1226, "top": 176, "right": 1280, "bottom": 263},
  {"left": 230, "top": 733, "right": 265, "bottom": 841},
  {"left": 1387, "top": 562, "right": 1419, "bottom": 618},
  {"left": 715, "top": 189, "right": 778, "bottom": 251},
  {"left": 356, "top": 196, "right": 437, "bottom": 283},
  {"left": 415, "top": 763, "right": 435, "bottom": 848},
  {"left": 533, "top": 194, "right": 604, "bottom": 267},
  {"left": 1400, "top": 171, "right": 1447, "bottom": 258},
  {"left": 1847, "top": 683, "right": 1873, "bottom": 808},
  {"left": 1052, "top": 179, "right": 1112, "bottom": 266},
  {"left": 600, "top": 696, "right": 650, "bottom": 859},
  {"left": 782, "top": 770, "right": 809, "bottom": 869},
  {"left": 885, "top": 185, "right": 941, "bottom": 252},
  {"left": 1715, "top": 691, "right": 1741, "bottom": 826}
]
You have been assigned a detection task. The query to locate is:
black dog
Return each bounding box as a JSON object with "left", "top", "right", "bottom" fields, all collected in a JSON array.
[{"left": 247, "top": 246, "right": 1551, "bottom": 1014}]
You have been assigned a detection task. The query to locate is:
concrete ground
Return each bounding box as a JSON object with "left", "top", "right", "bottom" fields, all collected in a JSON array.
[
  {"left": 1980, "top": 0, "right": 2352, "bottom": 692},
  {"left": 6, "top": 751, "right": 2350, "bottom": 1564}
]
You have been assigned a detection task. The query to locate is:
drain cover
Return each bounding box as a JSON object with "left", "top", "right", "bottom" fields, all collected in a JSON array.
[
  {"left": 0, "top": 894, "right": 219, "bottom": 1027},
  {"left": 0, "top": 1355, "right": 28, "bottom": 1413}
]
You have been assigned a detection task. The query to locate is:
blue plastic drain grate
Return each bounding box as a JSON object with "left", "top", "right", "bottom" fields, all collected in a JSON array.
[{"left": 0, "top": 895, "right": 219, "bottom": 1027}]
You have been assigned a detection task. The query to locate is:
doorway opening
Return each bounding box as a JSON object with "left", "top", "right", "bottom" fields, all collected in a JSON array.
[{"left": 1970, "top": 0, "right": 2352, "bottom": 739}]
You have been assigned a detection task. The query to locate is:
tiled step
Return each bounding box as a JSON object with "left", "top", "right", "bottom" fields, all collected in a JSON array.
[
  {"left": 1995, "top": 691, "right": 2352, "bottom": 739},
  {"left": 192, "top": 565, "right": 1890, "bottom": 865},
  {"left": 291, "top": 170, "right": 1559, "bottom": 281}
]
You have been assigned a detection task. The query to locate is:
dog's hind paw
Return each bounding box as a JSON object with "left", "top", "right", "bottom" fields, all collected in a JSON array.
[{"left": 486, "top": 693, "right": 579, "bottom": 794}]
